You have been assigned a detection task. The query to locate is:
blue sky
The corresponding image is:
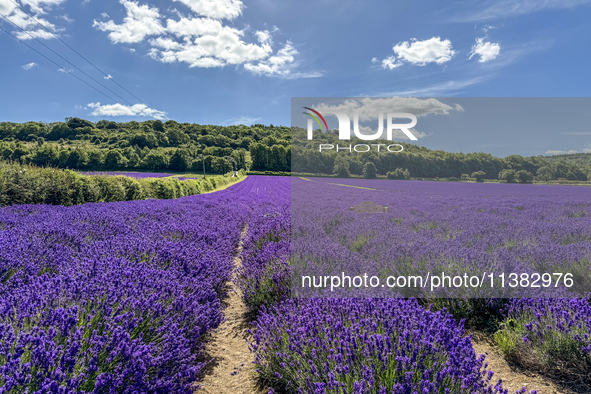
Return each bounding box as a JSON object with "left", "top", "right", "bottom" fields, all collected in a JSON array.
[{"left": 1, "top": 0, "right": 591, "bottom": 156}]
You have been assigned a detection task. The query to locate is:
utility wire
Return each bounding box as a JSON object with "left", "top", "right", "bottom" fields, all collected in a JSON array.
[
  {"left": 0, "top": 13, "right": 135, "bottom": 106},
  {"left": 0, "top": 24, "right": 120, "bottom": 104},
  {"left": 7, "top": 0, "right": 148, "bottom": 106}
]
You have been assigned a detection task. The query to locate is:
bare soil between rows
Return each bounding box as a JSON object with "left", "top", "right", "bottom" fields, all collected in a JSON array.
[
  {"left": 471, "top": 334, "right": 576, "bottom": 394},
  {"left": 195, "top": 227, "right": 268, "bottom": 394}
]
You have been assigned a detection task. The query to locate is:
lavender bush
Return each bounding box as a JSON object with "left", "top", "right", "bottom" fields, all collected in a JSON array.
[
  {"left": 251, "top": 298, "right": 522, "bottom": 394},
  {"left": 494, "top": 298, "right": 591, "bottom": 390},
  {"left": 237, "top": 200, "right": 291, "bottom": 314}
]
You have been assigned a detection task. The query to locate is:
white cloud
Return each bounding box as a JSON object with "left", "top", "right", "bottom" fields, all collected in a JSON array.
[
  {"left": 86, "top": 102, "right": 167, "bottom": 120},
  {"left": 21, "top": 62, "right": 38, "bottom": 70},
  {"left": 15, "top": 28, "right": 57, "bottom": 40},
  {"left": 314, "top": 97, "right": 463, "bottom": 121},
  {"left": 172, "top": 0, "right": 243, "bottom": 20},
  {"left": 93, "top": 0, "right": 165, "bottom": 44},
  {"left": 223, "top": 116, "right": 261, "bottom": 126},
  {"left": 378, "top": 37, "right": 456, "bottom": 69},
  {"left": 93, "top": 0, "right": 314, "bottom": 77},
  {"left": 255, "top": 30, "right": 271, "bottom": 44},
  {"left": 468, "top": 37, "right": 500, "bottom": 62},
  {"left": 381, "top": 56, "right": 401, "bottom": 70},
  {"left": 101, "top": 12, "right": 109, "bottom": 18},
  {"left": 545, "top": 149, "right": 580, "bottom": 155},
  {"left": 312, "top": 98, "right": 462, "bottom": 141},
  {"left": 165, "top": 16, "right": 222, "bottom": 37},
  {"left": 15, "top": 0, "right": 65, "bottom": 14},
  {"left": 1, "top": 4, "right": 62, "bottom": 40},
  {"left": 59, "top": 14, "right": 73, "bottom": 22},
  {"left": 454, "top": 0, "right": 591, "bottom": 22},
  {"left": 394, "top": 37, "right": 455, "bottom": 65},
  {"left": 377, "top": 77, "right": 486, "bottom": 96},
  {"left": 244, "top": 41, "right": 295, "bottom": 76},
  {"left": 57, "top": 67, "right": 72, "bottom": 72},
  {"left": 104, "top": 74, "right": 113, "bottom": 79}
]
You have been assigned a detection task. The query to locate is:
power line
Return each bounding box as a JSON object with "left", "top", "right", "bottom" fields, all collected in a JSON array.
[
  {"left": 7, "top": 0, "right": 148, "bottom": 106},
  {"left": 0, "top": 13, "right": 135, "bottom": 106},
  {"left": 0, "top": 24, "right": 120, "bottom": 104}
]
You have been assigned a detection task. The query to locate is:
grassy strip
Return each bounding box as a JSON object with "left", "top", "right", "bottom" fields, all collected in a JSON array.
[{"left": 0, "top": 160, "right": 245, "bottom": 206}]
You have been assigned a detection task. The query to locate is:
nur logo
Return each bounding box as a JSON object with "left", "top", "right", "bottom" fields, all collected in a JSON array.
[{"left": 303, "top": 107, "right": 418, "bottom": 141}]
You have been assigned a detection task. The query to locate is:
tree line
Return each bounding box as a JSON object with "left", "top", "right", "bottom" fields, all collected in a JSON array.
[
  {"left": 291, "top": 127, "right": 591, "bottom": 182},
  {"left": 1, "top": 119, "right": 589, "bottom": 181},
  {"left": 0, "top": 118, "right": 290, "bottom": 174}
]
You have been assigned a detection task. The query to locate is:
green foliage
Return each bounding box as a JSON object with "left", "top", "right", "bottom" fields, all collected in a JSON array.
[
  {"left": 536, "top": 166, "right": 555, "bottom": 181},
  {"left": 0, "top": 160, "right": 245, "bottom": 206},
  {"left": 0, "top": 118, "right": 287, "bottom": 173},
  {"left": 494, "top": 309, "right": 591, "bottom": 387},
  {"left": 498, "top": 169, "right": 516, "bottom": 183},
  {"left": 333, "top": 156, "right": 350, "bottom": 178},
  {"left": 142, "top": 151, "right": 168, "bottom": 170},
  {"left": 3, "top": 118, "right": 591, "bottom": 179},
  {"left": 471, "top": 171, "right": 486, "bottom": 182},
  {"left": 387, "top": 168, "right": 411, "bottom": 180},
  {"left": 424, "top": 298, "right": 508, "bottom": 332},
  {"left": 246, "top": 171, "right": 291, "bottom": 176},
  {"left": 362, "top": 162, "right": 377, "bottom": 179},
  {"left": 514, "top": 170, "right": 534, "bottom": 183},
  {"left": 211, "top": 156, "right": 233, "bottom": 174}
]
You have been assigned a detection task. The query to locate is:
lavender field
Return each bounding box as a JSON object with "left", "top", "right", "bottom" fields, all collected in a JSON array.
[
  {"left": 79, "top": 171, "right": 174, "bottom": 178},
  {"left": 1, "top": 176, "right": 590, "bottom": 393},
  {"left": 290, "top": 179, "right": 591, "bottom": 299}
]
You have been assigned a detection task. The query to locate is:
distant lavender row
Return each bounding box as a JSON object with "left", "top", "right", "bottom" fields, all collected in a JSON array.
[
  {"left": 80, "top": 171, "right": 173, "bottom": 178},
  {"left": 0, "top": 176, "right": 279, "bottom": 393},
  {"left": 291, "top": 178, "right": 591, "bottom": 298}
]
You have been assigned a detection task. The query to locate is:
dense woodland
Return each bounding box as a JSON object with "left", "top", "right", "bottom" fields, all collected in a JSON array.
[
  {"left": 543, "top": 152, "right": 591, "bottom": 167},
  {"left": 0, "top": 118, "right": 590, "bottom": 181},
  {"left": 291, "top": 127, "right": 591, "bottom": 181},
  {"left": 0, "top": 118, "right": 290, "bottom": 174}
]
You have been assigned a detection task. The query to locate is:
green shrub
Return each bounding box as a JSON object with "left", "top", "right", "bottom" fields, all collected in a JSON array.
[
  {"left": 494, "top": 304, "right": 591, "bottom": 389},
  {"left": 362, "top": 162, "right": 377, "bottom": 179},
  {"left": 0, "top": 160, "right": 245, "bottom": 206},
  {"left": 387, "top": 168, "right": 411, "bottom": 180},
  {"left": 471, "top": 171, "right": 486, "bottom": 182}
]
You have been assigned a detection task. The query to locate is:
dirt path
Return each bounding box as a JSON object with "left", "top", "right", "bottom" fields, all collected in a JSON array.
[
  {"left": 472, "top": 336, "right": 574, "bottom": 394},
  {"left": 195, "top": 227, "right": 268, "bottom": 394}
]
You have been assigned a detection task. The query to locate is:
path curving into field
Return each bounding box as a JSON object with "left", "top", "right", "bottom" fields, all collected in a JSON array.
[
  {"left": 195, "top": 226, "right": 268, "bottom": 394},
  {"left": 472, "top": 337, "right": 574, "bottom": 394}
]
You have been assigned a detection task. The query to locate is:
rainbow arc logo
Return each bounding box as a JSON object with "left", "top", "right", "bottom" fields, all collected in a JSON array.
[{"left": 302, "top": 107, "right": 328, "bottom": 132}]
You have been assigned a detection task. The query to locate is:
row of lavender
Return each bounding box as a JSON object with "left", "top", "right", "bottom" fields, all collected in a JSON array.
[
  {"left": 79, "top": 172, "right": 175, "bottom": 178},
  {"left": 238, "top": 177, "right": 524, "bottom": 393},
  {"left": 0, "top": 177, "right": 276, "bottom": 393},
  {"left": 80, "top": 172, "right": 199, "bottom": 181}
]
